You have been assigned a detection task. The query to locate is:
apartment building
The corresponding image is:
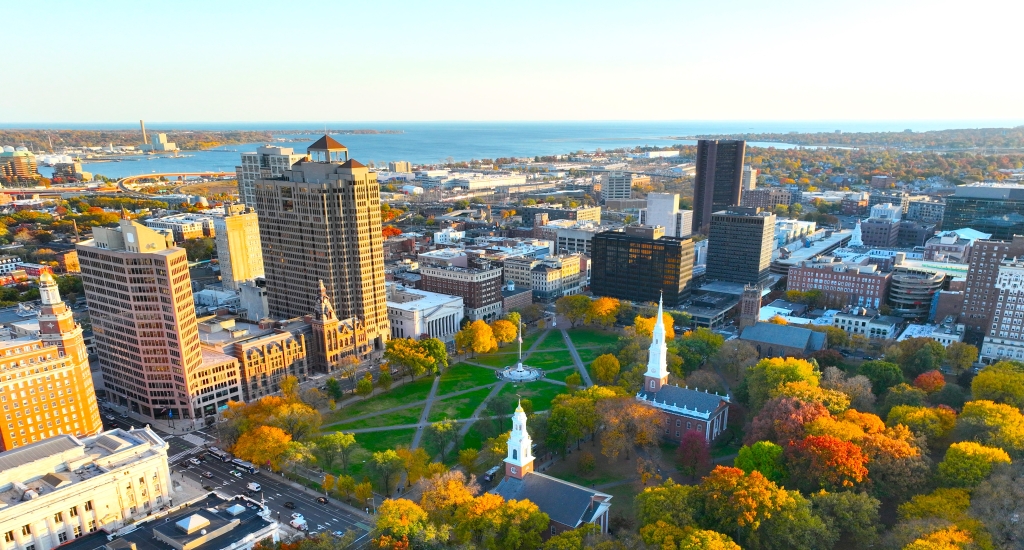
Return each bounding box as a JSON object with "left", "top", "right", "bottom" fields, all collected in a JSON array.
[
  {"left": 706, "top": 207, "right": 775, "bottom": 287},
  {"left": 787, "top": 258, "right": 890, "bottom": 309},
  {"left": 236, "top": 145, "right": 307, "bottom": 206},
  {"left": 420, "top": 265, "right": 503, "bottom": 321},
  {"left": 212, "top": 204, "right": 264, "bottom": 291},
  {"left": 981, "top": 258, "right": 1024, "bottom": 362},
  {"left": 961, "top": 237, "right": 1024, "bottom": 337}
]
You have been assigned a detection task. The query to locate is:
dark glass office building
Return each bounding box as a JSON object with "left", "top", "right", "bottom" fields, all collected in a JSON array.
[
  {"left": 943, "top": 184, "right": 1024, "bottom": 239},
  {"left": 706, "top": 207, "right": 775, "bottom": 286},
  {"left": 590, "top": 226, "right": 694, "bottom": 307},
  {"left": 692, "top": 139, "right": 746, "bottom": 235}
]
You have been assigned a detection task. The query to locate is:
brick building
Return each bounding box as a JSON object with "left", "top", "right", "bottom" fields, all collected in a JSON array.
[
  {"left": 787, "top": 257, "right": 891, "bottom": 309},
  {"left": 420, "top": 264, "right": 504, "bottom": 321}
]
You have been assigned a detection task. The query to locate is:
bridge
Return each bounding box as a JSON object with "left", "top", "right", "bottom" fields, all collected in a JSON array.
[{"left": 116, "top": 172, "right": 234, "bottom": 199}]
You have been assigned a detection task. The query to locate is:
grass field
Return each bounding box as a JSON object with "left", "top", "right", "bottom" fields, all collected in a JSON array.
[
  {"left": 438, "top": 363, "right": 499, "bottom": 395},
  {"left": 526, "top": 350, "right": 575, "bottom": 370},
  {"left": 324, "top": 376, "right": 435, "bottom": 425},
  {"left": 353, "top": 428, "right": 417, "bottom": 455},
  {"left": 577, "top": 348, "right": 607, "bottom": 364},
  {"left": 543, "top": 367, "right": 578, "bottom": 383},
  {"left": 521, "top": 330, "right": 547, "bottom": 350},
  {"left": 498, "top": 381, "right": 567, "bottom": 412},
  {"left": 428, "top": 387, "right": 492, "bottom": 422},
  {"left": 567, "top": 327, "right": 620, "bottom": 348},
  {"left": 461, "top": 424, "right": 487, "bottom": 452},
  {"left": 536, "top": 332, "right": 568, "bottom": 350},
  {"left": 334, "top": 405, "right": 423, "bottom": 430},
  {"left": 469, "top": 352, "right": 520, "bottom": 369}
]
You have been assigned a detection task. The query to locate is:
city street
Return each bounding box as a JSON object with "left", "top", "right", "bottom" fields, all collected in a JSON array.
[{"left": 172, "top": 453, "right": 372, "bottom": 545}]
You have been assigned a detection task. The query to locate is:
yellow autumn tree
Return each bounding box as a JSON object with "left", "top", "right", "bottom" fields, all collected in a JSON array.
[{"left": 233, "top": 425, "right": 292, "bottom": 470}]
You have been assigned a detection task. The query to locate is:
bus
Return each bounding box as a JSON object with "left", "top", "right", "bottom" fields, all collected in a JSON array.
[
  {"left": 232, "top": 458, "right": 259, "bottom": 474},
  {"left": 208, "top": 447, "right": 232, "bottom": 462}
]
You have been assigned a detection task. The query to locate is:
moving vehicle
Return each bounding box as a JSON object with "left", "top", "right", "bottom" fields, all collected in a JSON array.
[
  {"left": 230, "top": 470, "right": 242, "bottom": 478},
  {"left": 247, "top": 482, "right": 261, "bottom": 492},
  {"left": 231, "top": 458, "right": 259, "bottom": 474},
  {"left": 202, "top": 472, "right": 213, "bottom": 479},
  {"left": 315, "top": 497, "right": 327, "bottom": 504},
  {"left": 483, "top": 465, "right": 502, "bottom": 482},
  {"left": 289, "top": 518, "right": 307, "bottom": 531},
  {"left": 284, "top": 502, "right": 296, "bottom": 509},
  {"left": 208, "top": 448, "right": 232, "bottom": 462},
  {"left": 188, "top": 458, "right": 201, "bottom": 466}
]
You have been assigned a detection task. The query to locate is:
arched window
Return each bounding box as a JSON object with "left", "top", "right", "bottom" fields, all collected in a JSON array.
[{"left": 512, "top": 449, "right": 518, "bottom": 460}]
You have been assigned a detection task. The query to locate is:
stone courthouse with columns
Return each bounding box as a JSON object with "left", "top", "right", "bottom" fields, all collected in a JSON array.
[{"left": 636, "top": 297, "right": 731, "bottom": 443}]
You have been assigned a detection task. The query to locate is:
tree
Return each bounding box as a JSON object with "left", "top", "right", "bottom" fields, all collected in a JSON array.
[
  {"left": 859, "top": 360, "right": 904, "bottom": 395},
  {"left": 273, "top": 402, "right": 322, "bottom": 440},
  {"left": 324, "top": 377, "right": 343, "bottom": 400},
  {"left": 880, "top": 383, "right": 928, "bottom": 418},
  {"left": 734, "top": 441, "right": 786, "bottom": 483},
  {"left": 356, "top": 372, "right": 374, "bottom": 397},
  {"left": 944, "top": 342, "right": 978, "bottom": 374},
  {"left": 335, "top": 474, "right": 356, "bottom": 501},
  {"left": 970, "top": 460, "right": 1024, "bottom": 548},
  {"left": 747, "top": 396, "right": 830, "bottom": 446},
  {"left": 641, "top": 522, "right": 741, "bottom": 550},
  {"left": 385, "top": 338, "right": 435, "bottom": 379},
  {"left": 382, "top": 225, "right": 403, "bottom": 238},
  {"left": 772, "top": 380, "right": 850, "bottom": 414},
  {"left": 311, "top": 432, "right": 358, "bottom": 472},
  {"left": 491, "top": 319, "right": 517, "bottom": 347},
  {"left": 233, "top": 425, "right": 292, "bottom": 470},
  {"left": 686, "top": 370, "right": 725, "bottom": 395},
  {"left": 811, "top": 325, "right": 848, "bottom": 348},
  {"left": 454, "top": 494, "right": 549, "bottom": 550},
  {"left": 420, "top": 469, "right": 477, "bottom": 524},
  {"left": 821, "top": 367, "right": 876, "bottom": 411},
  {"left": 565, "top": 371, "right": 582, "bottom": 391},
  {"left": 591, "top": 354, "right": 620, "bottom": 385},
  {"left": 634, "top": 313, "right": 676, "bottom": 339},
  {"left": 786, "top": 434, "right": 869, "bottom": 491},
  {"left": 914, "top": 370, "right": 946, "bottom": 393},
  {"left": 375, "top": 498, "right": 430, "bottom": 539},
  {"left": 677, "top": 430, "right": 711, "bottom": 481},
  {"left": 635, "top": 479, "right": 695, "bottom": 529},
  {"left": 903, "top": 526, "right": 974, "bottom": 550},
  {"left": 428, "top": 419, "right": 458, "bottom": 462},
  {"left": 710, "top": 340, "right": 759, "bottom": 384},
  {"left": 322, "top": 474, "right": 336, "bottom": 493},
  {"left": 809, "top": 490, "right": 881, "bottom": 548},
  {"left": 938, "top": 441, "right": 1011, "bottom": 488},
  {"left": 377, "top": 365, "right": 393, "bottom": 391},
  {"left": 693, "top": 466, "right": 794, "bottom": 546},
  {"left": 456, "top": 320, "right": 497, "bottom": 356},
  {"left": 888, "top": 338, "right": 946, "bottom": 377},
  {"left": 746, "top": 357, "right": 820, "bottom": 414},
  {"left": 556, "top": 295, "right": 592, "bottom": 328},
  {"left": 420, "top": 338, "right": 449, "bottom": 372},
  {"left": 542, "top": 524, "right": 603, "bottom": 550},
  {"left": 280, "top": 374, "right": 299, "bottom": 400},
  {"left": 767, "top": 314, "right": 788, "bottom": 325},
  {"left": 588, "top": 296, "right": 620, "bottom": 327},
  {"left": 458, "top": 448, "right": 480, "bottom": 473},
  {"left": 860, "top": 426, "right": 931, "bottom": 500},
  {"left": 679, "top": 328, "right": 724, "bottom": 365},
  {"left": 370, "top": 449, "right": 405, "bottom": 494},
  {"left": 396, "top": 447, "right": 430, "bottom": 485},
  {"left": 354, "top": 480, "right": 374, "bottom": 506},
  {"left": 599, "top": 398, "right": 664, "bottom": 460},
  {"left": 972, "top": 361, "right": 1024, "bottom": 409},
  {"left": 957, "top": 399, "right": 1024, "bottom": 453},
  {"left": 887, "top": 405, "right": 956, "bottom": 445}
]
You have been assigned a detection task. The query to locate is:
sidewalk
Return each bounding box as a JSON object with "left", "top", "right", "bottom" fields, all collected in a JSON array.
[{"left": 263, "top": 468, "right": 375, "bottom": 524}]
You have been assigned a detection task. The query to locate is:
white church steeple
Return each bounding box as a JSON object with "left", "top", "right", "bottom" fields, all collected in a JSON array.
[
  {"left": 504, "top": 400, "right": 535, "bottom": 479},
  {"left": 643, "top": 293, "right": 670, "bottom": 392},
  {"left": 849, "top": 220, "right": 864, "bottom": 247}
]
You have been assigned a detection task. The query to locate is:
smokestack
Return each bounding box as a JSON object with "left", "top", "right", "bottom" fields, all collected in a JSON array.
[{"left": 140, "top": 120, "right": 148, "bottom": 145}]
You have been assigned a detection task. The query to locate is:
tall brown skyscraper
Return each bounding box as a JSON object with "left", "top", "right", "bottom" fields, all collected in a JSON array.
[
  {"left": 78, "top": 218, "right": 242, "bottom": 422},
  {"left": 253, "top": 136, "right": 390, "bottom": 359},
  {"left": 692, "top": 139, "right": 746, "bottom": 234}
]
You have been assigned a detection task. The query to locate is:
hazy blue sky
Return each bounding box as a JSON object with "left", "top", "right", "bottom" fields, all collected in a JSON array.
[{"left": 5, "top": 0, "right": 1022, "bottom": 123}]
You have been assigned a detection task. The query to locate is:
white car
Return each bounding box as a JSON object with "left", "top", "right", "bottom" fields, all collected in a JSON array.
[
  {"left": 230, "top": 470, "right": 242, "bottom": 478},
  {"left": 291, "top": 513, "right": 304, "bottom": 520},
  {"left": 188, "top": 458, "right": 201, "bottom": 466}
]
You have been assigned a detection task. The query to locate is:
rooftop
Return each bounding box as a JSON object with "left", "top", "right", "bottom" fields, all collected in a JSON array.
[
  {"left": 492, "top": 472, "right": 610, "bottom": 528},
  {"left": 638, "top": 384, "right": 730, "bottom": 419},
  {"left": 387, "top": 285, "right": 463, "bottom": 311},
  {"left": 739, "top": 322, "right": 827, "bottom": 352}
]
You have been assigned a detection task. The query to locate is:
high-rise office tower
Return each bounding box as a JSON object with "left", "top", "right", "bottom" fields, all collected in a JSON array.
[
  {"left": 590, "top": 226, "right": 694, "bottom": 307},
  {"left": 640, "top": 193, "right": 692, "bottom": 238},
  {"left": 213, "top": 203, "right": 264, "bottom": 290},
  {"left": 942, "top": 183, "right": 1024, "bottom": 239},
  {"left": 742, "top": 165, "right": 758, "bottom": 191},
  {"left": 692, "top": 140, "right": 746, "bottom": 234},
  {"left": 0, "top": 273, "right": 103, "bottom": 450},
  {"left": 77, "top": 218, "right": 238, "bottom": 421},
  {"left": 601, "top": 172, "right": 650, "bottom": 202},
  {"left": 706, "top": 207, "right": 775, "bottom": 286},
  {"left": 236, "top": 146, "right": 307, "bottom": 206},
  {"left": 961, "top": 237, "right": 1024, "bottom": 339},
  {"left": 253, "top": 136, "right": 390, "bottom": 354}
]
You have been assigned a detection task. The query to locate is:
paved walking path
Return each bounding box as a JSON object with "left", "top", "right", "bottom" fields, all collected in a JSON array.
[
  {"left": 324, "top": 383, "right": 498, "bottom": 428},
  {"left": 561, "top": 329, "right": 594, "bottom": 387},
  {"left": 410, "top": 376, "right": 441, "bottom": 450},
  {"left": 343, "top": 413, "right": 513, "bottom": 434}
]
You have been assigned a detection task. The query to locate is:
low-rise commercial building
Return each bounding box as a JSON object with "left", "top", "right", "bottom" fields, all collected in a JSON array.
[
  {"left": 521, "top": 205, "right": 601, "bottom": 227},
  {"left": 787, "top": 257, "right": 890, "bottom": 309},
  {"left": 907, "top": 197, "right": 945, "bottom": 225},
  {"left": 0, "top": 428, "right": 171, "bottom": 550},
  {"left": 144, "top": 214, "right": 215, "bottom": 243},
  {"left": 898, "top": 319, "right": 966, "bottom": 347},
  {"left": 833, "top": 308, "right": 904, "bottom": 340},
  {"left": 420, "top": 265, "right": 503, "bottom": 322},
  {"left": 601, "top": 172, "right": 649, "bottom": 202}
]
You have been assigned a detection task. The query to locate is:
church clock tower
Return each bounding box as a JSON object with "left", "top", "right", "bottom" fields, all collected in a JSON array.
[
  {"left": 504, "top": 400, "right": 535, "bottom": 479},
  {"left": 643, "top": 294, "right": 670, "bottom": 392}
]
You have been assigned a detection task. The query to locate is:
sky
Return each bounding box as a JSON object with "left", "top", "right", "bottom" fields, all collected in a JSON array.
[{"left": 4, "top": 0, "right": 1024, "bottom": 124}]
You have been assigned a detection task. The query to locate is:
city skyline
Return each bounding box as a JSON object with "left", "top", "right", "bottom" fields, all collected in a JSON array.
[{"left": 4, "top": 0, "right": 1024, "bottom": 123}]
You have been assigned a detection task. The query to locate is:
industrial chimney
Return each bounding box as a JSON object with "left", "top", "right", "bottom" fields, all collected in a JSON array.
[{"left": 140, "top": 120, "right": 148, "bottom": 145}]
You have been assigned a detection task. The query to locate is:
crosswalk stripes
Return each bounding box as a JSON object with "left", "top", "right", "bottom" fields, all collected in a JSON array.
[
  {"left": 169, "top": 446, "right": 202, "bottom": 462},
  {"left": 182, "top": 433, "right": 207, "bottom": 446}
]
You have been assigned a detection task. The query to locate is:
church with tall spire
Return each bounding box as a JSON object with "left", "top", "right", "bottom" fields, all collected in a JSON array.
[
  {"left": 636, "top": 294, "right": 732, "bottom": 443},
  {"left": 492, "top": 400, "right": 613, "bottom": 537}
]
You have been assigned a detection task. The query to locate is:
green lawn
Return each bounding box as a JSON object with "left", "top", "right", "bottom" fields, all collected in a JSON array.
[
  {"left": 567, "top": 327, "right": 620, "bottom": 348},
  {"left": 527, "top": 350, "right": 576, "bottom": 370},
  {"left": 498, "top": 381, "right": 567, "bottom": 412},
  {"left": 334, "top": 405, "right": 423, "bottom": 430},
  {"left": 353, "top": 428, "right": 417, "bottom": 454},
  {"left": 428, "top": 387, "right": 493, "bottom": 422},
  {"left": 536, "top": 331, "right": 569, "bottom": 350},
  {"left": 324, "top": 376, "right": 435, "bottom": 425},
  {"left": 438, "top": 363, "right": 499, "bottom": 395},
  {"left": 521, "top": 330, "right": 547, "bottom": 350},
  {"left": 577, "top": 348, "right": 607, "bottom": 364},
  {"left": 461, "top": 424, "right": 487, "bottom": 452},
  {"left": 469, "top": 352, "right": 520, "bottom": 369},
  {"left": 543, "top": 367, "right": 578, "bottom": 383}
]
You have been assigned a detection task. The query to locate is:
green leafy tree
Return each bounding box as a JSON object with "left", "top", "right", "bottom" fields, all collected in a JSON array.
[
  {"left": 634, "top": 479, "right": 695, "bottom": 528},
  {"left": 428, "top": 419, "right": 459, "bottom": 462},
  {"left": 972, "top": 361, "right": 1024, "bottom": 409},
  {"left": 311, "top": 432, "right": 358, "bottom": 472},
  {"left": 734, "top": 441, "right": 786, "bottom": 483},
  {"left": 879, "top": 383, "right": 928, "bottom": 418},
  {"left": 809, "top": 490, "right": 880, "bottom": 548},
  {"left": 591, "top": 354, "right": 620, "bottom": 385},
  {"left": 324, "top": 377, "right": 343, "bottom": 400},
  {"left": 355, "top": 372, "right": 374, "bottom": 397},
  {"left": 420, "top": 337, "right": 449, "bottom": 372},
  {"left": 370, "top": 449, "right": 405, "bottom": 494},
  {"left": 858, "top": 360, "right": 904, "bottom": 395},
  {"left": 938, "top": 441, "right": 1011, "bottom": 488},
  {"left": 556, "top": 295, "right": 592, "bottom": 328}
]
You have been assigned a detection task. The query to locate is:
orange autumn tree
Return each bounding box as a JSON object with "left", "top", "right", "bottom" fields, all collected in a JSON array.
[
  {"left": 786, "top": 434, "right": 869, "bottom": 491},
  {"left": 599, "top": 397, "right": 665, "bottom": 460},
  {"left": 694, "top": 466, "right": 794, "bottom": 543},
  {"left": 233, "top": 425, "right": 292, "bottom": 470},
  {"left": 634, "top": 313, "right": 676, "bottom": 339},
  {"left": 913, "top": 370, "right": 946, "bottom": 393},
  {"left": 382, "top": 225, "right": 402, "bottom": 238}
]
